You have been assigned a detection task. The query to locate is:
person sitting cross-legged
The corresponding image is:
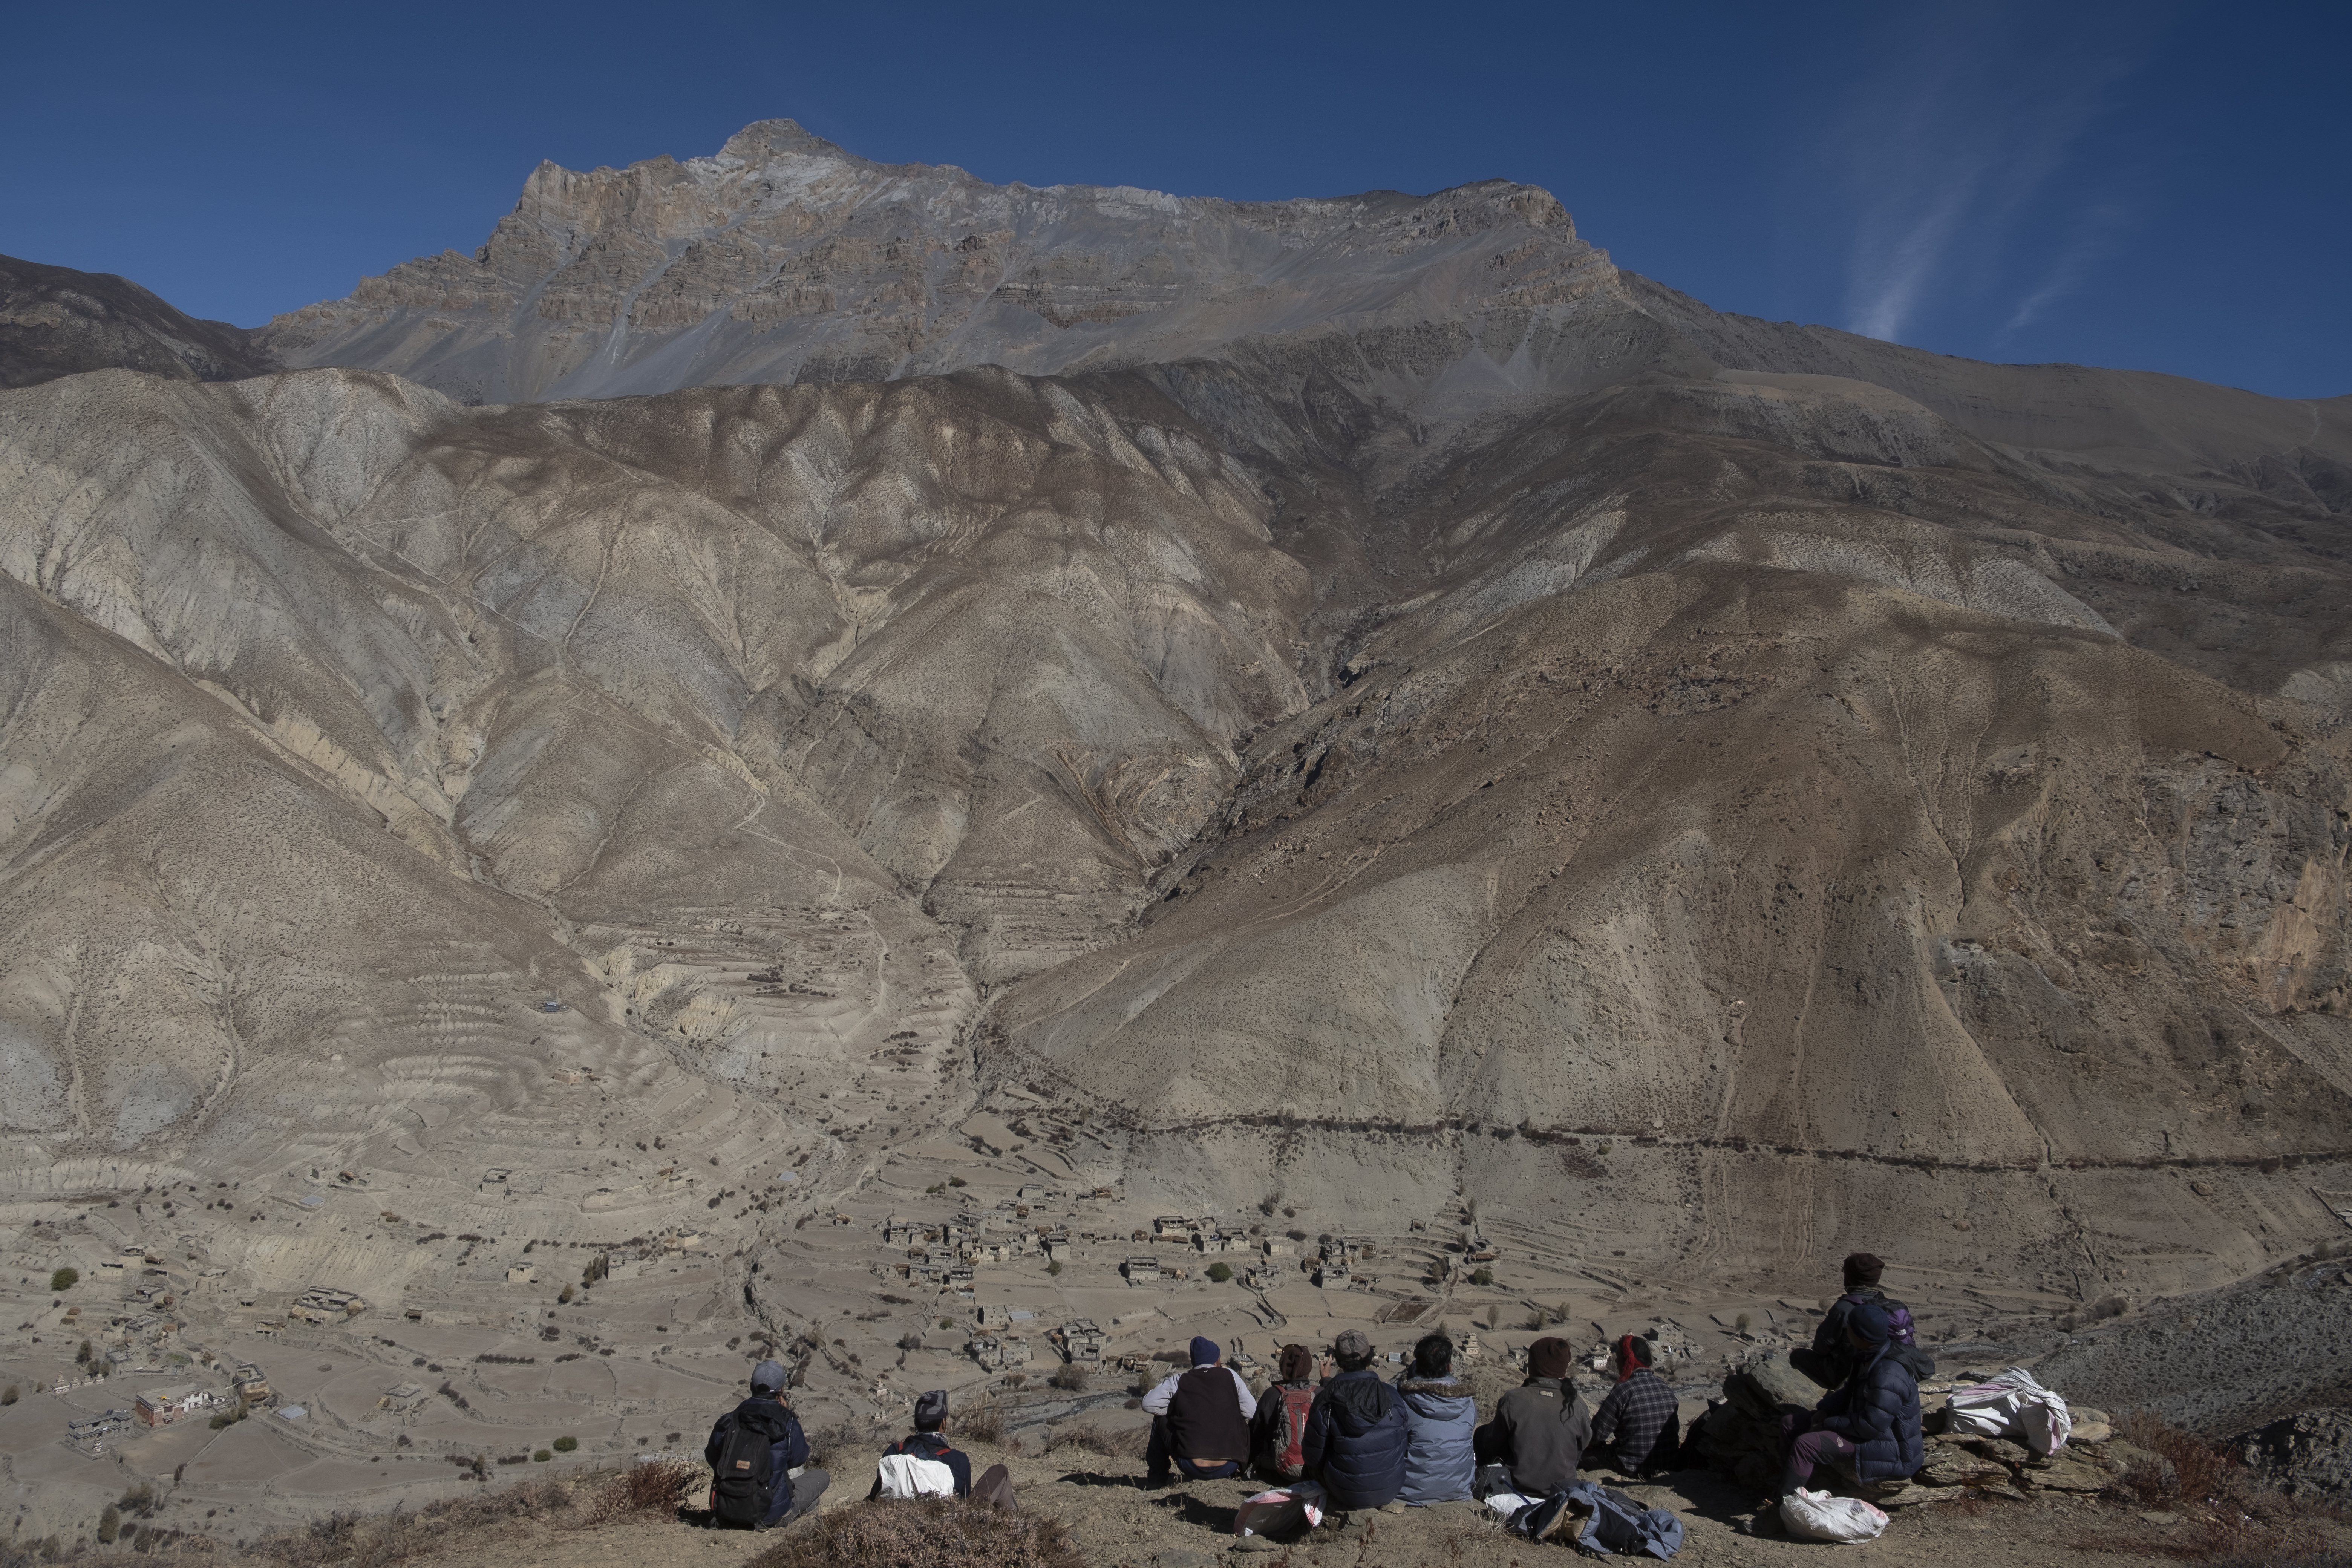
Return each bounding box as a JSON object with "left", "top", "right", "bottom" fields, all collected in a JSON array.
[
  {"left": 1303, "top": 1329, "right": 1409, "bottom": 1513},
  {"left": 704, "top": 1360, "right": 830, "bottom": 1530},
  {"left": 1142, "top": 1337, "right": 1258, "bottom": 1485},
  {"left": 1583, "top": 1335, "right": 1681, "bottom": 1478},
  {"left": 1471, "top": 1336, "right": 1592, "bottom": 1499},
  {"left": 1396, "top": 1332, "right": 1477, "bottom": 1505},
  {"left": 871, "top": 1389, "right": 1019, "bottom": 1509}
]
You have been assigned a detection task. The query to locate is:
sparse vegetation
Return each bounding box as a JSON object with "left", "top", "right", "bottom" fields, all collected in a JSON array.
[
  {"left": 584, "top": 1458, "right": 698, "bottom": 1522},
  {"left": 210, "top": 1403, "right": 248, "bottom": 1430},
  {"left": 948, "top": 1176, "right": 966, "bottom": 1187},
  {"left": 960, "top": 1398, "right": 1006, "bottom": 1444},
  {"left": 96, "top": 1506, "right": 120, "bottom": 1544},
  {"left": 533, "top": 1449, "right": 552, "bottom": 1462},
  {"left": 552, "top": 1435, "right": 577, "bottom": 1452},
  {"left": 1045, "top": 1421, "right": 1147, "bottom": 1459},
  {"left": 0, "top": 1385, "right": 17, "bottom": 1406},
  {"left": 49, "top": 1268, "right": 76, "bottom": 1291},
  {"left": 744, "top": 1498, "right": 1085, "bottom": 1568},
  {"left": 557, "top": 1284, "right": 574, "bottom": 1304},
  {"left": 1046, "top": 1260, "right": 1062, "bottom": 1276},
  {"left": 1047, "top": 1363, "right": 1089, "bottom": 1392},
  {"left": 1470, "top": 1268, "right": 1495, "bottom": 1286}
]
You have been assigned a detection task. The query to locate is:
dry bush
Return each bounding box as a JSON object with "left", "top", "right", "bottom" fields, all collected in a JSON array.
[
  {"left": 250, "top": 1479, "right": 574, "bottom": 1568},
  {"left": 2083, "top": 1413, "right": 2346, "bottom": 1565},
  {"left": 806, "top": 1416, "right": 893, "bottom": 1470},
  {"left": 1047, "top": 1364, "right": 1088, "bottom": 1392},
  {"left": 959, "top": 1399, "right": 1006, "bottom": 1444},
  {"left": 1046, "top": 1421, "right": 1149, "bottom": 1459},
  {"left": 745, "top": 1498, "right": 1084, "bottom": 1568},
  {"left": 583, "top": 1459, "right": 700, "bottom": 1523},
  {"left": 2112, "top": 1411, "right": 2242, "bottom": 1509}
]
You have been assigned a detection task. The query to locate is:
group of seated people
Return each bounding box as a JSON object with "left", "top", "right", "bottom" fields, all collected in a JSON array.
[
  {"left": 1144, "top": 1250, "right": 1930, "bottom": 1527},
  {"left": 705, "top": 1251, "right": 1927, "bottom": 1531}
]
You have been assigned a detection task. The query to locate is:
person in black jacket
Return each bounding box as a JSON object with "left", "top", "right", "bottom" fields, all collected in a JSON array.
[
  {"left": 1794, "top": 1253, "right": 1934, "bottom": 1386},
  {"left": 1302, "top": 1329, "right": 1408, "bottom": 1511},
  {"left": 705, "top": 1360, "right": 829, "bottom": 1529},
  {"left": 1776, "top": 1303, "right": 1923, "bottom": 1506}
]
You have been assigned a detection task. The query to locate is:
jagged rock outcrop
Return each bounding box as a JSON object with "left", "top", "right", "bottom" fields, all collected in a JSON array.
[{"left": 1, "top": 252, "right": 276, "bottom": 388}]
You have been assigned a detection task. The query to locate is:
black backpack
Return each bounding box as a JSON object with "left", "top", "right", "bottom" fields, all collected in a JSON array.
[{"left": 710, "top": 1417, "right": 776, "bottom": 1527}]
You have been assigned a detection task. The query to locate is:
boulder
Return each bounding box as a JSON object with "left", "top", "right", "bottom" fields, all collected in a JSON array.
[
  {"left": 1727, "top": 1354, "right": 1824, "bottom": 1417},
  {"left": 2070, "top": 1421, "right": 2113, "bottom": 1444},
  {"left": 2229, "top": 1407, "right": 2352, "bottom": 1506},
  {"left": 1918, "top": 1451, "right": 2010, "bottom": 1488},
  {"left": 1961, "top": 1436, "right": 2032, "bottom": 1467},
  {"left": 2024, "top": 1454, "right": 2114, "bottom": 1492}
]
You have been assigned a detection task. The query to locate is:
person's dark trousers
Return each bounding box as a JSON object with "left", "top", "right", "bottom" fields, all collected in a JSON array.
[
  {"left": 972, "top": 1463, "right": 1018, "bottom": 1511},
  {"left": 1774, "top": 1413, "right": 1856, "bottom": 1499},
  {"left": 760, "top": 1467, "right": 830, "bottom": 1528},
  {"left": 1146, "top": 1417, "right": 1242, "bottom": 1483}
]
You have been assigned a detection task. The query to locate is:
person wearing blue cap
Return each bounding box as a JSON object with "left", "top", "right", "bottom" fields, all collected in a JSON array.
[
  {"left": 705, "top": 1360, "right": 829, "bottom": 1530},
  {"left": 1763, "top": 1302, "right": 1923, "bottom": 1527},
  {"left": 1141, "top": 1337, "right": 1258, "bottom": 1485}
]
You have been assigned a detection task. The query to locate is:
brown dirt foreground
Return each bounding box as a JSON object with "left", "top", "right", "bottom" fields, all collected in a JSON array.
[{"left": 374, "top": 1435, "right": 2352, "bottom": 1568}]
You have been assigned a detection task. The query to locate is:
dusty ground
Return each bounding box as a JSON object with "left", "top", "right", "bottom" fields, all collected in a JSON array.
[{"left": 297, "top": 1437, "right": 2318, "bottom": 1568}]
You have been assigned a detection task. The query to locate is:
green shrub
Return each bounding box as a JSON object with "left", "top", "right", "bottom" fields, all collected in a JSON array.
[
  {"left": 1045, "top": 1260, "right": 1062, "bottom": 1277},
  {"left": 552, "top": 1435, "right": 577, "bottom": 1452},
  {"left": 558, "top": 1284, "right": 574, "bottom": 1305},
  {"left": 49, "top": 1268, "right": 77, "bottom": 1292},
  {"left": 96, "top": 1506, "right": 120, "bottom": 1544},
  {"left": 947, "top": 1176, "right": 966, "bottom": 1187},
  {"left": 1206, "top": 1262, "right": 1233, "bottom": 1283},
  {"left": 0, "top": 1385, "right": 17, "bottom": 1406},
  {"left": 1469, "top": 1268, "right": 1495, "bottom": 1286},
  {"left": 533, "top": 1449, "right": 552, "bottom": 1462}
]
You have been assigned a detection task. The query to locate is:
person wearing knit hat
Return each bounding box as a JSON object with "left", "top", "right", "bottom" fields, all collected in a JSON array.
[
  {"left": 1470, "top": 1337, "right": 1594, "bottom": 1499},
  {"left": 704, "top": 1360, "right": 829, "bottom": 1528},
  {"left": 1142, "top": 1336, "right": 1257, "bottom": 1485},
  {"left": 1765, "top": 1301, "right": 1924, "bottom": 1525}
]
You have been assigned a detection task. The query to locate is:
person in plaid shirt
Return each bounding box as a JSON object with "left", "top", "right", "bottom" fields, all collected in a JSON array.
[{"left": 1585, "top": 1335, "right": 1681, "bottom": 1476}]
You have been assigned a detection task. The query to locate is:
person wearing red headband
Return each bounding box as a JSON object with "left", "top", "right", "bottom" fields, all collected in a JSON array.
[{"left": 1583, "top": 1335, "right": 1681, "bottom": 1477}]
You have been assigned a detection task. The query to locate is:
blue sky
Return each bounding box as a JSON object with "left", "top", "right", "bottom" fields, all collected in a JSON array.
[{"left": 5, "top": 0, "right": 2345, "bottom": 397}]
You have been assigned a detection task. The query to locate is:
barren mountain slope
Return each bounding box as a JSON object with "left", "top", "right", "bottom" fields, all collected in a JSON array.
[
  {"left": 0, "top": 251, "right": 276, "bottom": 389},
  {"left": 0, "top": 362, "right": 1306, "bottom": 1211},
  {"left": 1, "top": 349, "right": 2343, "bottom": 1310},
  {"left": 986, "top": 366, "right": 2352, "bottom": 1301}
]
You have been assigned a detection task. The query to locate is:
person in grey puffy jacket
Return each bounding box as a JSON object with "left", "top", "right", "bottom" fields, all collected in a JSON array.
[{"left": 1396, "top": 1332, "right": 1476, "bottom": 1505}]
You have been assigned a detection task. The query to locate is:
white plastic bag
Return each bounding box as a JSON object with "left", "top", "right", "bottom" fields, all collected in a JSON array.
[
  {"left": 1234, "top": 1479, "right": 1325, "bottom": 1536},
  {"left": 1781, "top": 1487, "right": 1888, "bottom": 1543},
  {"left": 1946, "top": 1367, "right": 2072, "bottom": 1455}
]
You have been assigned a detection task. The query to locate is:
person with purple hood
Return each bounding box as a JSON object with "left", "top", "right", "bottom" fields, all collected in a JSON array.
[{"left": 1771, "top": 1301, "right": 1923, "bottom": 1517}]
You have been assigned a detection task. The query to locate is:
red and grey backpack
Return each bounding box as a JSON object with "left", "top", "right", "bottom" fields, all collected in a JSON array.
[{"left": 1266, "top": 1385, "right": 1316, "bottom": 1477}]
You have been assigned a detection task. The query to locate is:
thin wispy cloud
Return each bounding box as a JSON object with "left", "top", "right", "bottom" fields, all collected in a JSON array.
[
  {"left": 1831, "top": 4, "right": 2164, "bottom": 346},
  {"left": 1997, "top": 201, "right": 2132, "bottom": 344}
]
